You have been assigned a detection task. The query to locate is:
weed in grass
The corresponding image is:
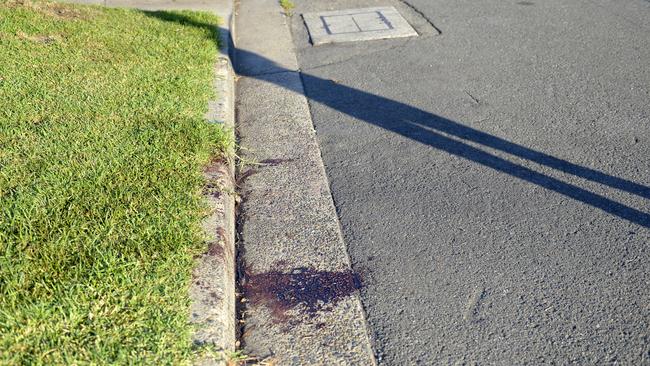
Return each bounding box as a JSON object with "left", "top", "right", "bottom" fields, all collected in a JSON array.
[
  {"left": 0, "top": 1, "right": 227, "bottom": 364},
  {"left": 279, "top": 0, "right": 295, "bottom": 16}
]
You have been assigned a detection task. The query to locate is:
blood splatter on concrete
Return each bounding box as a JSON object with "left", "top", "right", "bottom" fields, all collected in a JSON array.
[{"left": 244, "top": 267, "right": 362, "bottom": 321}]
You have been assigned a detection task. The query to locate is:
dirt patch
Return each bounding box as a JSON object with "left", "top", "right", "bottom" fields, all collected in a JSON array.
[
  {"left": 4, "top": 0, "right": 94, "bottom": 20},
  {"left": 203, "top": 157, "right": 227, "bottom": 175},
  {"left": 16, "top": 31, "right": 61, "bottom": 44},
  {"left": 244, "top": 267, "right": 362, "bottom": 322},
  {"left": 42, "top": 3, "right": 86, "bottom": 19}
]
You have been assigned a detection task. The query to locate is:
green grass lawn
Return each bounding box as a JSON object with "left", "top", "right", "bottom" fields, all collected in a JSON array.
[{"left": 0, "top": 1, "right": 229, "bottom": 364}]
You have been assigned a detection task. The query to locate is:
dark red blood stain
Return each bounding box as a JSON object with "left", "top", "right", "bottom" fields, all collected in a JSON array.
[
  {"left": 244, "top": 267, "right": 362, "bottom": 321},
  {"left": 202, "top": 182, "right": 223, "bottom": 198},
  {"left": 206, "top": 228, "right": 227, "bottom": 258},
  {"left": 207, "top": 243, "right": 224, "bottom": 258},
  {"left": 236, "top": 168, "right": 258, "bottom": 185}
]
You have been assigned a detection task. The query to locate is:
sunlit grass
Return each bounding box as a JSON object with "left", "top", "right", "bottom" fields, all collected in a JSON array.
[{"left": 0, "top": 1, "right": 228, "bottom": 363}]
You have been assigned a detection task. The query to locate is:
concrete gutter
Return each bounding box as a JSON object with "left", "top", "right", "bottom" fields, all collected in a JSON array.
[
  {"left": 235, "top": 0, "right": 376, "bottom": 364},
  {"left": 61, "top": 0, "right": 238, "bottom": 364}
]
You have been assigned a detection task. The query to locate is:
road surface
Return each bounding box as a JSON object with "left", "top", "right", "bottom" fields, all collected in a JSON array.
[{"left": 287, "top": 0, "right": 650, "bottom": 363}]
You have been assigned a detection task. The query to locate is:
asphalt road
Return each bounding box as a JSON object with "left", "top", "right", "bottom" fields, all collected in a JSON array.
[{"left": 286, "top": 0, "right": 650, "bottom": 364}]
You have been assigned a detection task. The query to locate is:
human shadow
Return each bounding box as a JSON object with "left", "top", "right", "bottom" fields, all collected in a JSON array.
[{"left": 143, "top": 11, "right": 650, "bottom": 228}]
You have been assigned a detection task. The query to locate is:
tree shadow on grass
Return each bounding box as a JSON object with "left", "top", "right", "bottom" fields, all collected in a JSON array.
[
  {"left": 142, "top": 10, "right": 222, "bottom": 48},
  {"left": 144, "top": 10, "right": 650, "bottom": 228}
]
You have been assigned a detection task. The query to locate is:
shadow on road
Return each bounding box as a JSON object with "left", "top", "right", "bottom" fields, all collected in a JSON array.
[{"left": 144, "top": 11, "right": 650, "bottom": 228}]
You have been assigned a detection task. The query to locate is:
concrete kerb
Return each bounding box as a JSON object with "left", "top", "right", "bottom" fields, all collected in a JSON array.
[
  {"left": 191, "top": 5, "right": 238, "bottom": 364},
  {"left": 60, "top": 0, "right": 238, "bottom": 364},
  {"left": 191, "top": 36, "right": 237, "bottom": 366},
  {"left": 189, "top": 2, "right": 238, "bottom": 365}
]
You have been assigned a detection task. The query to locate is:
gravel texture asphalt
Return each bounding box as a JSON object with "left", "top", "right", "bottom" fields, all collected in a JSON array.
[{"left": 284, "top": 0, "right": 650, "bottom": 364}]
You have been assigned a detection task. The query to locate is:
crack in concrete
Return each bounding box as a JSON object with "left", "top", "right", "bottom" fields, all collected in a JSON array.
[
  {"left": 396, "top": 0, "right": 442, "bottom": 34},
  {"left": 465, "top": 90, "right": 480, "bottom": 105},
  {"left": 240, "top": 68, "right": 301, "bottom": 77}
]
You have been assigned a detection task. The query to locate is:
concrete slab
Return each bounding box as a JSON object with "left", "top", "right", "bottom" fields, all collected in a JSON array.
[
  {"left": 302, "top": 6, "right": 418, "bottom": 45},
  {"left": 235, "top": 0, "right": 376, "bottom": 364},
  {"left": 238, "top": 73, "right": 375, "bottom": 365},
  {"left": 234, "top": 0, "right": 299, "bottom": 76}
]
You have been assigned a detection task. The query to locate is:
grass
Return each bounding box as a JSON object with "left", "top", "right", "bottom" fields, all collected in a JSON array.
[
  {"left": 279, "top": 0, "right": 294, "bottom": 16},
  {"left": 0, "top": 1, "right": 230, "bottom": 364}
]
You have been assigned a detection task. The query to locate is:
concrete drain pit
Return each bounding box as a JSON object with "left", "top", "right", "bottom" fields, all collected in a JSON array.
[{"left": 302, "top": 6, "right": 418, "bottom": 45}]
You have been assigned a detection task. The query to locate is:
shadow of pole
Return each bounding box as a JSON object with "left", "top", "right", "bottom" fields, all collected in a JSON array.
[{"left": 143, "top": 11, "right": 650, "bottom": 229}]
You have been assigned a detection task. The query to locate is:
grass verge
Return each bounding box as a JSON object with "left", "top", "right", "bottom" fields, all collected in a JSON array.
[{"left": 0, "top": 1, "right": 229, "bottom": 364}]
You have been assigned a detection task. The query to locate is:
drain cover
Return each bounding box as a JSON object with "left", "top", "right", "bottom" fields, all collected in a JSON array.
[{"left": 302, "top": 7, "right": 418, "bottom": 45}]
